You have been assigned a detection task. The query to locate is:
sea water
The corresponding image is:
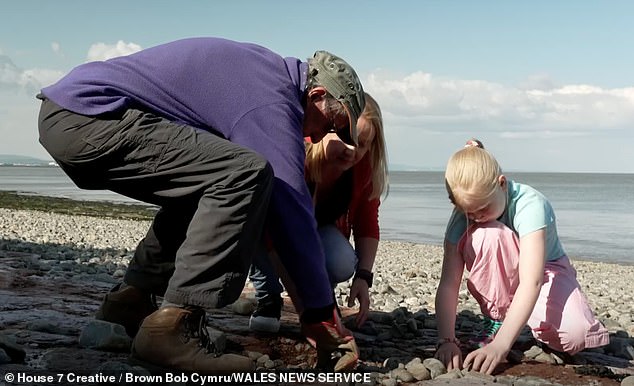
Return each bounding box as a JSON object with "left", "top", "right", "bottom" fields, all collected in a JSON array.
[
  {"left": 1, "top": 166, "right": 632, "bottom": 264},
  {"left": 382, "top": 171, "right": 634, "bottom": 264}
]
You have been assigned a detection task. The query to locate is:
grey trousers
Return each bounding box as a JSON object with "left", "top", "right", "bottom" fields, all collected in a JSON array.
[{"left": 37, "top": 98, "right": 274, "bottom": 309}]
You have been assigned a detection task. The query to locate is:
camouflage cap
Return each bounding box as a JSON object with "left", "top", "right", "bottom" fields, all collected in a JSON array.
[{"left": 311, "top": 50, "right": 365, "bottom": 146}]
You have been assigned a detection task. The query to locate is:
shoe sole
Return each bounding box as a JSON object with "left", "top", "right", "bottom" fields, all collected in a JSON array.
[
  {"left": 129, "top": 352, "right": 180, "bottom": 375},
  {"left": 130, "top": 350, "right": 255, "bottom": 374}
]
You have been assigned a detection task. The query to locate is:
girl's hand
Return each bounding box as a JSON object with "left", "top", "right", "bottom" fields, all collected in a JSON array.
[
  {"left": 463, "top": 341, "right": 509, "bottom": 375},
  {"left": 347, "top": 279, "right": 370, "bottom": 327},
  {"left": 434, "top": 342, "right": 462, "bottom": 371}
]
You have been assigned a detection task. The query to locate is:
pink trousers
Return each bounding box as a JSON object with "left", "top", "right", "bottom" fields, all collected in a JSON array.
[{"left": 458, "top": 221, "right": 609, "bottom": 354}]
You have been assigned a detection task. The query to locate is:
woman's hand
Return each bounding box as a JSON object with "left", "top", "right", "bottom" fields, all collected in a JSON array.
[
  {"left": 434, "top": 342, "right": 462, "bottom": 371},
  {"left": 348, "top": 278, "right": 370, "bottom": 327}
]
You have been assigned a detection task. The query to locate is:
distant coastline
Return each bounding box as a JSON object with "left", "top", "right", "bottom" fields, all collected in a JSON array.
[
  {"left": 0, "top": 163, "right": 59, "bottom": 167},
  {"left": 1, "top": 155, "right": 632, "bottom": 174},
  {"left": 0, "top": 154, "right": 56, "bottom": 167}
]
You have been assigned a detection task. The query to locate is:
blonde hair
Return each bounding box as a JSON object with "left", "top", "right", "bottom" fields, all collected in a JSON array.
[
  {"left": 444, "top": 139, "right": 501, "bottom": 209},
  {"left": 305, "top": 92, "right": 389, "bottom": 199}
]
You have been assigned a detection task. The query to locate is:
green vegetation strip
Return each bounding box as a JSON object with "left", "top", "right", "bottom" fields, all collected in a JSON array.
[{"left": 0, "top": 191, "right": 156, "bottom": 221}]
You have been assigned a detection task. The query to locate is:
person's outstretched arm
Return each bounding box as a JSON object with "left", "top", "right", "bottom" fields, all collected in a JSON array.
[{"left": 435, "top": 239, "right": 466, "bottom": 371}]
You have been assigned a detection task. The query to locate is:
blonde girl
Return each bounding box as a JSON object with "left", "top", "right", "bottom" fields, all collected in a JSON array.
[{"left": 435, "top": 139, "right": 608, "bottom": 375}]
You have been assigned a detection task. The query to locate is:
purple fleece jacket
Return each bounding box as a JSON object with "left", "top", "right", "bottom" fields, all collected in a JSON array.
[{"left": 41, "top": 37, "right": 332, "bottom": 309}]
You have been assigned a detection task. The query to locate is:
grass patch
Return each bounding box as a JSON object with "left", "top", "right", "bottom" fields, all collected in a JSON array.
[{"left": 0, "top": 191, "right": 156, "bottom": 221}]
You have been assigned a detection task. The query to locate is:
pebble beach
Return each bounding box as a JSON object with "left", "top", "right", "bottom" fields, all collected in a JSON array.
[
  {"left": 2, "top": 207, "right": 631, "bottom": 335},
  {"left": 1, "top": 203, "right": 634, "bottom": 385}
]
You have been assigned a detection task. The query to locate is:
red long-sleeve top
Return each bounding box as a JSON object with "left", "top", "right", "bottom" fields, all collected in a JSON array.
[{"left": 311, "top": 153, "right": 380, "bottom": 241}]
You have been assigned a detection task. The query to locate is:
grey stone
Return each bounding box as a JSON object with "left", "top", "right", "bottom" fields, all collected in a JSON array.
[
  {"left": 376, "top": 331, "right": 392, "bottom": 341},
  {"left": 406, "top": 361, "right": 431, "bottom": 381},
  {"left": 263, "top": 359, "right": 275, "bottom": 369},
  {"left": 463, "top": 370, "right": 495, "bottom": 382},
  {"left": 98, "top": 361, "right": 151, "bottom": 377},
  {"left": 390, "top": 307, "right": 409, "bottom": 323},
  {"left": 256, "top": 354, "right": 270, "bottom": 367},
  {"left": 406, "top": 318, "right": 418, "bottom": 332},
  {"left": 523, "top": 344, "right": 543, "bottom": 359},
  {"left": 602, "top": 318, "right": 623, "bottom": 332},
  {"left": 621, "top": 375, "right": 634, "bottom": 386},
  {"left": 513, "top": 375, "right": 559, "bottom": 386},
  {"left": 423, "top": 357, "right": 447, "bottom": 378},
  {"left": 534, "top": 352, "right": 557, "bottom": 364},
  {"left": 390, "top": 367, "right": 414, "bottom": 382},
  {"left": 380, "top": 378, "right": 397, "bottom": 386},
  {"left": 0, "top": 269, "right": 15, "bottom": 288},
  {"left": 27, "top": 319, "right": 75, "bottom": 335},
  {"left": 548, "top": 351, "right": 566, "bottom": 365},
  {"left": 356, "top": 320, "right": 379, "bottom": 335},
  {"left": 495, "top": 375, "right": 518, "bottom": 385},
  {"left": 423, "top": 318, "right": 437, "bottom": 329},
  {"left": 246, "top": 350, "right": 264, "bottom": 360},
  {"left": 3, "top": 211, "right": 634, "bottom": 386},
  {"left": 0, "top": 348, "right": 11, "bottom": 364},
  {"left": 413, "top": 309, "right": 430, "bottom": 320},
  {"left": 435, "top": 369, "right": 462, "bottom": 379},
  {"left": 0, "top": 333, "right": 26, "bottom": 363},
  {"left": 351, "top": 331, "right": 378, "bottom": 344},
  {"left": 78, "top": 320, "right": 131, "bottom": 351}
]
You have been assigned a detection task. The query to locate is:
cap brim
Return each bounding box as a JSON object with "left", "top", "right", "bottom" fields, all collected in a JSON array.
[{"left": 340, "top": 103, "right": 359, "bottom": 147}]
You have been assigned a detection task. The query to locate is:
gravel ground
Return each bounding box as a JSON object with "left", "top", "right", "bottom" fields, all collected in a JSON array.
[
  {"left": 1, "top": 207, "right": 634, "bottom": 385},
  {"left": 1, "top": 207, "right": 633, "bottom": 336}
]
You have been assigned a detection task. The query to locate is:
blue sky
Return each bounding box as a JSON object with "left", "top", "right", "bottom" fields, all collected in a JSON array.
[{"left": 1, "top": 1, "right": 633, "bottom": 172}]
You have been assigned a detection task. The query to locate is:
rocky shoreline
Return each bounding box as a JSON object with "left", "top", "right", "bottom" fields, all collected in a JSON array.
[{"left": 1, "top": 201, "right": 634, "bottom": 385}]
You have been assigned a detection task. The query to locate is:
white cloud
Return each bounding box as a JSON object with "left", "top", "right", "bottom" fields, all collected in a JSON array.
[
  {"left": 0, "top": 41, "right": 141, "bottom": 159},
  {"left": 365, "top": 70, "right": 634, "bottom": 134},
  {"left": 0, "top": 54, "right": 65, "bottom": 159},
  {"left": 0, "top": 54, "right": 63, "bottom": 95},
  {"left": 499, "top": 130, "right": 589, "bottom": 139},
  {"left": 518, "top": 74, "right": 559, "bottom": 91},
  {"left": 23, "top": 68, "right": 65, "bottom": 88},
  {"left": 363, "top": 70, "right": 634, "bottom": 172},
  {"left": 0, "top": 91, "right": 45, "bottom": 158},
  {"left": 51, "top": 41, "right": 61, "bottom": 55},
  {"left": 1, "top": 47, "right": 631, "bottom": 172},
  {"left": 1, "top": 55, "right": 27, "bottom": 87},
  {"left": 86, "top": 40, "right": 142, "bottom": 62}
]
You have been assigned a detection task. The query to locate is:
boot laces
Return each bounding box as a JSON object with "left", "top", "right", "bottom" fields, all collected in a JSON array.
[{"left": 183, "top": 307, "right": 222, "bottom": 357}]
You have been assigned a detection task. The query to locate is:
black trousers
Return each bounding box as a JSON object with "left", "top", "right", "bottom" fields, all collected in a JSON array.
[{"left": 37, "top": 98, "right": 273, "bottom": 309}]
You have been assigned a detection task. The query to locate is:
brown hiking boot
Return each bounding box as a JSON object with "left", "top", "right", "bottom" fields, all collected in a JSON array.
[
  {"left": 131, "top": 307, "right": 254, "bottom": 374},
  {"left": 95, "top": 283, "right": 158, "bottom": 337}
]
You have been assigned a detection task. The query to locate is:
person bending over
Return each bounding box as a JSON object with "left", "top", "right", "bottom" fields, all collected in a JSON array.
[{"left": 37, "top": 37, "right": 365, "bottom": 373}]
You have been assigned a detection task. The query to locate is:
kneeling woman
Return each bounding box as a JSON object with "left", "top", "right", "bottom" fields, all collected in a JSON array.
[{"left": 249, "top": 93, "right": 388, "bottom": 332}]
